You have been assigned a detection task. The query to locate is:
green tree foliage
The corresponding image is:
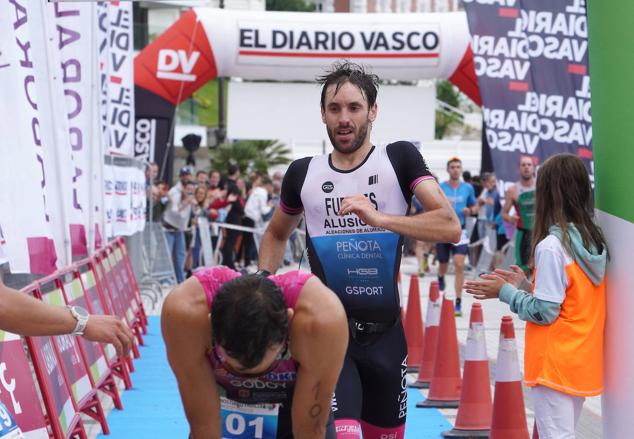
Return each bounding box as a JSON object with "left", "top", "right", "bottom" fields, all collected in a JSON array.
[
  {"left": 266, "top": 0, "right": 315, "bottom": 11},
  {"left": 435, "top": 80, "right": 461, "bottom": 139},
  {"left": 211, "top": 140, "right": 292, "bottom": 175}
]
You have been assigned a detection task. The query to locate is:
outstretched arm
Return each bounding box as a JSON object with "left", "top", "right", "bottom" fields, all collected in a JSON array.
[
  {"left": 258, "top": 209, "right": 302, "bottom": 273},
  {"left": 291, "top": 278, "right": 348, "bottom": 438},
  {"left": 0, "top": 280, "right": 134, "bottom": 357},
  {"left": 502, "top": 186, "right": 518, "bottom": 224},
  {"left": 162, "top": 279, "right": 222, "bottom": 439},
  {"left": 338, "top": 179, "right": 461, "bottom": 243}
]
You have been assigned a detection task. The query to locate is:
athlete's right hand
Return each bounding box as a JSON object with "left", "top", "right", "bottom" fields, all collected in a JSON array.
[
  {"left": 492, "top": 265, "right": 526, "bottom": 288},
  {"left": 338, "top": 194, "right": 384, "bottom": 227}
]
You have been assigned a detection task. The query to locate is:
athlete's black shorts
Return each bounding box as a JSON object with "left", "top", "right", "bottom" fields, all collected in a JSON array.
[
  {"left": 436, "top": 242, "right": 469, "bottom": 263},
  {"left": 331, "top": 318, "right": 407, "bottom": 428},
  {"left": 516, "top": 228, "right": 532, "bottom": 268},
  {"left": 277, "top": 405, "right": 336, "bottom": 438},
  {"left": 496, "top": 233, "right": 509, "bottom": 251}
]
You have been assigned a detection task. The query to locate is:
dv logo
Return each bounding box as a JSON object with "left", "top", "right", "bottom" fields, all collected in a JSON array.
[{"left": 157, "top": 49, "right": 200, "bottom": 82}]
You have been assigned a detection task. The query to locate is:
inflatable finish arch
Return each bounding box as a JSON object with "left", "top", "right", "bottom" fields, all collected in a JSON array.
[{"left": 133, "top": 9, "right": 480, "bottom": 178}]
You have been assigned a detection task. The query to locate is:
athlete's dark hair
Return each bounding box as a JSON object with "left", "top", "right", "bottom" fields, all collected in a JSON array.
[
  {"left": 317, "top": 61, "right": 379, "bottom": 110},
  {"left": 211, "top": 274, "right": 288, "bottom": 369},
  {"left": 531, "top": 153, "right": 608, "bottom": 265}
]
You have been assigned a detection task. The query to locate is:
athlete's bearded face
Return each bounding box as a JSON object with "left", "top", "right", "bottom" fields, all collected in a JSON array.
[
  {"left": 519, "top": 157, "right": 535, "bottom": 181},
  {"left": 322, "top": 81, "right": 377, "bottom": 154}
]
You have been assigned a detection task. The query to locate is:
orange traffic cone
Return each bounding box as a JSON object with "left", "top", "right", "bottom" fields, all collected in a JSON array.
[
  {"left": 417, "top": 292, "right": 461, "bottom": 408},
  {"left": 442, "top": 303, "right": 492, "bottom": 437},
  {"left": 490, "top": 316, "right": 529, "bottom": 439},
  {"left": 404, "top": 274, "right": 424, "bottom": 372},
  {"left": 410, "top": 281, "right": 440, "bottom": 389}
]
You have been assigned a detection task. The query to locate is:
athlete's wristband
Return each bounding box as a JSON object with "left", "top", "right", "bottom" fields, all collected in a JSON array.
[{"left": 255, "top": 269, "right": 272, "bottom": 277}]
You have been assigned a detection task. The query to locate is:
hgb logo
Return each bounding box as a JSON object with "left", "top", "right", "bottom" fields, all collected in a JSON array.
[
  {"left": 157, "top": 49, "right": 200, "bottom": 82},
  {"left": 347, "top": 268, "right": 378, "bottom": 276}
]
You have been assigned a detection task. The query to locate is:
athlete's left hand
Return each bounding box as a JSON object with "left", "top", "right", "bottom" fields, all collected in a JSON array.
[
  {"left": 464, "top": 274, "right": 505, "bottom": 300},
  {"left": 338, "top": 195, "right": 384, "bottom": 227}
]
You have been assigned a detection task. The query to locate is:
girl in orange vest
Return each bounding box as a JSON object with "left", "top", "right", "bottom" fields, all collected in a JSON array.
[{"left": 465, "top": 153, "right": 608, "bottom": 439}]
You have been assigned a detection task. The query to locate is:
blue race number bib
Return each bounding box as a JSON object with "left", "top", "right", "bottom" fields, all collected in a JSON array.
[{"left": 220, "top": 397, "right": 279, "bottom": 439}]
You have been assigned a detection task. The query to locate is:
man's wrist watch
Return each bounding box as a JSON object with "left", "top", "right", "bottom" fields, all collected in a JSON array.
[{"left": 68, "top": 306, "right": 90, "bottom": 336}]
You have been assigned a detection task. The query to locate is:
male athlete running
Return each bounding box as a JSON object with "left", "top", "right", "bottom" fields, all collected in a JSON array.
[
  {"left": 436, "top": 157, "right": 478, "bottom": 316},
  {"left": 258, "top": 61, "right": 460, "bottom": 438},
  {"left": 502, "top": 156, "right": 536, "bottom": 272},
  {"left": 162, "top": 268, "right": 348, "bottom": 439}
]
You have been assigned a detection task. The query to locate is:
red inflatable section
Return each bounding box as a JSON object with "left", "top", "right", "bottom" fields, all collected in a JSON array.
[
  {"left": 134, "top": 10, "right": 218, "bottom": 105},
  {"left": 449, "top": 45, "right": 481, "bottom": 106}
]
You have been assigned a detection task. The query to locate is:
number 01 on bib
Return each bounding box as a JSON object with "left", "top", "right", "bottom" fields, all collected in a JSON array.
[{"left": 220, "top": 397, "right": 279, "bottom": 439}]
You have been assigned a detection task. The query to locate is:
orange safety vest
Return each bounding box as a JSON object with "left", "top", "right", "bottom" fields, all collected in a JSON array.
[{"left": 524, "top": 262, "right": 606, "bottom": 396}]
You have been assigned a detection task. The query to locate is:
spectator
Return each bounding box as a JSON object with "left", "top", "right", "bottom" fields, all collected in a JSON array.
[
  {"left": 150, "top": 181, "right": 170, "bottom": 223},
  {"left": 0, "top": 279, "right": 134, "bottom": 357},
  {"left": 244, "top": 175, "right": 274, "bottom": 266},
  {"left": 191, "top": 185, "right": 211, "bottom": 269},
  {"left": 466, "top": 153, "right": 607, "bottom": 438},
  {"left": 163, "top": 169, "right": 195, "bottom": 283},
  {"left": 208, "top": 170, "right": 221, "bottom": 189},
  {"left": 220, "top": 164, "right": 244, "bottom": 270},
  {"left": 476, "top": 172, "right": 495, "bottom": 244},
  {"left": 195, "top": 170, "right": 209, "bottom": 188}
]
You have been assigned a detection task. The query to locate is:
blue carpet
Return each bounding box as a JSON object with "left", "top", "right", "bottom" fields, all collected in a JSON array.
[{"left": 99, "top": 316, "right": 452, "bottom": 438}]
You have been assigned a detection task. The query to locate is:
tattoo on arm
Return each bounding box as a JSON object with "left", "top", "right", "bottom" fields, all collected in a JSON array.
[{"left": 309, "top": 381, "right": 324, "bottom": 435}]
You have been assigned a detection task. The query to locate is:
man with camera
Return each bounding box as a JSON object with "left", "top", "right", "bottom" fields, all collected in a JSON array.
[{"left": 163, "top": 167, "right": 196, "bottom": 282}]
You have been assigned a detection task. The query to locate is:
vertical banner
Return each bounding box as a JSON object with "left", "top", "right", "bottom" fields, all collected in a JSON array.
[
  {"left": 463, "top": 0, "right": 592, "bottom": 190},
  {"left": 98, "top": 1, "right": 135, "bottom": 156},
  {"left": 51, "top": 1, "right": 98, "bottom": 257},
  {"left": 0, "top": 0, "right": 60, "bottom": 274}
]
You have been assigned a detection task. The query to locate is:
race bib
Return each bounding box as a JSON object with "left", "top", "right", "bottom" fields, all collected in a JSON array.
[
  {"left": 220, "top": 397, "right": 279, "bottom": 439},
  {"left": 0, "top": 403, "right": 23, "bottom": 439}
]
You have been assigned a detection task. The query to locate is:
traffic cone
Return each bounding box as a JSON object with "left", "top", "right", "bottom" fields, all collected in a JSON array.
[
  {"left": 410, "top": 281, "right": 440, "bottom": 389},
  {"left": 490, "top": 316, "right": 529, "bottom": 439},
  {"left": 532, "top": 420, "right": 539, "bottom": 439},
  {"left": 404, "top": 274, "right": 424, "bottom": 372},
  {"left": 442, "top": 303, "right": 492, "bottom": 437},
  {"left": 417, "top": 292, "right": 461, "bottom": 408}
]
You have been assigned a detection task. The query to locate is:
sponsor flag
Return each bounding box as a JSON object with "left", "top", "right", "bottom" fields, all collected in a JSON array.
[
  {"left": 51, "top": 1, "right": 103, "bottom": 257},
  {"left": 99, "top": 2, "right": 135, "bottom": 156},
  {"left": 0, "top": 0, "right": 65, "bottom": 273},
  {"left": 463, "top": 0, "right": 592, "bottom": 191}
]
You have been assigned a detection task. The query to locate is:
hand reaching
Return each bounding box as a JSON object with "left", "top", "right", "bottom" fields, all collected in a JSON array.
[
  {"left": 464, "top": 274, "right": 505, "bottom": 300},
  {"left": 83, "top": 315, "right": 135, "bottom": 358},
  {"left": 493, "top": 265, "right": 526, "bottom": 288}
]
